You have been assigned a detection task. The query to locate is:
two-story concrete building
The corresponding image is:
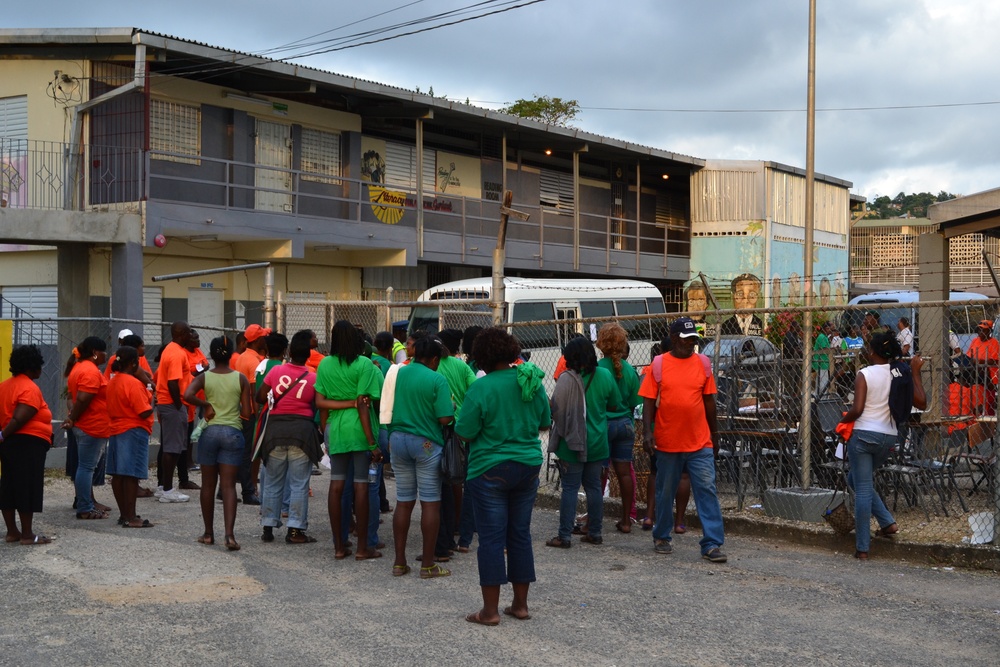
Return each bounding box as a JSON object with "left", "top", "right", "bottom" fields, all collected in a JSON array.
[{"left": 0, "top": 27, "right": 703, "bottom": 346}]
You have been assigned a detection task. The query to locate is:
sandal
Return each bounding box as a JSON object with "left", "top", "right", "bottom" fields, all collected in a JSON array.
[
  {"left": 465, "top": 611, "right": 499, "bottom": 626},
  {"left": 503, "top": 606, "right": 531, "bottom": 621},
  {"left": 854, "top": 551, "right": 868, "bottom": 561},
  {"left": 76, "top": 510, "right": 108, "bottom": 520},
  {"left": 355, "top": 549, "right": 383, "bottom": 561},
  {"left": 420, "top": 563, "right": 451, "bottom": 579},
  {"left": 21, "top": 534, "right": 52, "bottom": 545},
  {"left": 123, "top": 518, "right": 154, "bottom": 528},
  {"left": 392, "top": 564, "right": 411, "bottom": 577},
  {"left": 875, "top": 523, "right": 899, "bottom": 538},
  {"left": 641, "top": 518, "right": 654, "bottom": 531},
  {"left": 197, "top": 534, "right": 215, "bottom": 545},
  {"left": 545, "top": 536, "right": 571, "bottom": 549},
  {"left": 434, "top": 554, "right": 451, "bottom": 563},
  {"left": 225, "top": 535, "right": 241, "bottom": 551},
  {"left": 615, "top": 521, "right": 631, "bottom": 534},
  {"left": 285, "top": 528, "right": 317, "bottom": 544},
  {"left": 334, "top": 548, "right": 353, "bottom": 560},
  {"left": 674, "top": 524, "right": 687, "bottom": 534}
]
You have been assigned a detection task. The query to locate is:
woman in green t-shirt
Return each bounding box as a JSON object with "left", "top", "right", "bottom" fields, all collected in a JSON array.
[
  {"left": 547, "top": 337, "right": 623, "bottom": 549},
  {"left": 388, "top": 335, "right": 454, "bottom": 578},
  {"left": 455, "top": 327, "right": 550, "bottom": 626},
  {"left": 315, "top": 321, "right": 383, "bottom": 561}
]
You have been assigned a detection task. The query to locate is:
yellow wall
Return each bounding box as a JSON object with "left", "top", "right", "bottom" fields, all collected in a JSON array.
[
  {"left": 0, "top": 248, "right": 57, "bottom": 285},
  {"left": 0, "top": 59, "right": 86, "bottom": 143}
]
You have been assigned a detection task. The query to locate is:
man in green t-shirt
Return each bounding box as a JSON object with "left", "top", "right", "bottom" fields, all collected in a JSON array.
[{"left": 812, "top": 321, "right": 833, "bottom": 394}]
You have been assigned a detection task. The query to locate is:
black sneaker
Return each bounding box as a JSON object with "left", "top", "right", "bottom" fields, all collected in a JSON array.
[
  {"left": 702, "top": 547, "right": 728, "bottom": 563},
  {"left": 243, "top": 492, "right": 262, "bottom": 506}
]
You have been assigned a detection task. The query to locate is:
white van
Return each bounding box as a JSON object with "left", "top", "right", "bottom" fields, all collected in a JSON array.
[
  {"left": 408, "top": 277, "right": 667, "bottom": 378},
  {"left": 844, "top": 290, "right": 993, "bottom": 353}
]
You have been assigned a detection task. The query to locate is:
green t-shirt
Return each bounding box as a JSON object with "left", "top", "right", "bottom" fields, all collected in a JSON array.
[
  {"left": 390, "top": 361, "right": 454, "bottom": 444},
  {"left": 555, "top": 366, "right": 623, "bottom": 463},
  {"left": 372, "top": 354, "right": 392, "bottom": 378},
  {"left": 597, "top": 357, "right": 641, "bottom": 419},
  {"left": 813, "top": 333, "right": 831, "bottom": 370},
  {"left": 314, "top": 355, "right": 383, "bottom": 454},
  {"left": 255, "top": 358, "right": 282, "bottom": 392},
  {"left": 455, "top": 367, "right": 550, "bottom": 479},
  {"left": 437, "top": 355, "right": 477, "bottom": 419}
]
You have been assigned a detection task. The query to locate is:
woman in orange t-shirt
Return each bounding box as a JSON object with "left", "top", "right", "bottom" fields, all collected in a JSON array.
[
  {"left": 0, "top": 345, "right": 54, "bottom": 545},
  {"left": 63, "top": 336, "right": 111, "bottom": 520},
  {"left": 107, "top": 346, "right": 156, "bottom": 528}
]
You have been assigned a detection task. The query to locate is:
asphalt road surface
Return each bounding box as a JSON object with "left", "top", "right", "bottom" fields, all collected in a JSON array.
[{"left": 2, "top": 474, "right": 998, "bottom": 667}]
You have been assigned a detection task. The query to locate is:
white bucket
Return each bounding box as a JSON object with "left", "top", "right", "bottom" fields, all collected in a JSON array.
[{"left": 968, "top": 512, "right": 995, "bottom": 545}]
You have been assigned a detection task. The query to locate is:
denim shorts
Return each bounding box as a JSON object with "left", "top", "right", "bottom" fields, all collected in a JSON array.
[
  {"left": 329, "top": 450, "right": 371, "bottom": 484},
  {"left": 390, "top": 430, "right": 442, "bottom": 502},
  {"left": 608, "top": 416, "right": 636, "bottom": 462},
  {"left": 107, "top": 428, "right": 150, "bottom": 479},
  {"left": 197, "top": 424, "right": 245, "bottom": 467}
]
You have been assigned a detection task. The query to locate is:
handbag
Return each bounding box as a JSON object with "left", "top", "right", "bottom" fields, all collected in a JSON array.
[
  {"left": 440, "top": 424, "right": 467, "bottom": 484},
  {"left": 252, "top": 369, "right": 309, "bottom": 461},
  {"left": 823, "top": 460, "right": 855, "bottom": 535}
]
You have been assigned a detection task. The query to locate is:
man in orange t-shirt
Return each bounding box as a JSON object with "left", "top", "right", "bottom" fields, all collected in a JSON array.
[
  {"left": 233, "top": 323, "right": 271, "bottom": 505},
  {"left": 967, "top": 320, "right": 999, "bottom": 415},
  {"left": 154, "top": 321, "right": 193, "bottom": 502},
  {"left": 639, "top": 317, "right": 726, "bottom": 563}
]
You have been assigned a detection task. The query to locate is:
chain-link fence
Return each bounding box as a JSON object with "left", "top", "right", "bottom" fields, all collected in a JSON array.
[{"left": 276, "top": 292, "right": 1000, "bottom": 550}]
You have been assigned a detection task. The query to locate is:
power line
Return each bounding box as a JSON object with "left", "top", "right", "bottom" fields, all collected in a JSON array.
[{"left": 453, "top": 98, "right": 1000, "bottom": 113}]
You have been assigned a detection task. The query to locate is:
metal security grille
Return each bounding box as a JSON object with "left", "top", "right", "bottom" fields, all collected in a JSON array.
[
  {"left": 150, "top": 99, "right": 200, "bottom": 164},
  {"left": 300, "top": 128, "right": 341, "bottom": 184},
  {"left": 384, "top": 141, "right": 436, "bottom": 192}
]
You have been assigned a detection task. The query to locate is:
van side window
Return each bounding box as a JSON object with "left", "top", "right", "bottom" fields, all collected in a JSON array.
[
  {"left": 615, "top": 299, "right": 650, "bottom": 339},
  {"left": 512, "top": 302, "right": 558, "bottom": 349},
  {"left": 580, "top": 300, "right": 614, "bottom": 334}
]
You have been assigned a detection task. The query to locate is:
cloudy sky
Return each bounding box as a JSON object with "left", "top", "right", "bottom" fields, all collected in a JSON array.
[{"left": 9, "top": 0, "right": 1000, "bottom": 200}]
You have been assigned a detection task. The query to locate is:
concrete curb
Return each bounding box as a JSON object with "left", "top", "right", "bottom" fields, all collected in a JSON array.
[{"left": 535, "top": 481, "right": 1000, "bottom": 571}]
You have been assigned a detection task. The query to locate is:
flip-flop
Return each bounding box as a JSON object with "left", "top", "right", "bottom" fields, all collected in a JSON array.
[
  {"left": 641, "top": 519, "right": 654, "bottom": 531},
  {"left": 674, "top": 525, "right": 687, "bottom": 534},
  {"left": 5, "top": 533, "right": 22, "bottom": 543},
  {"left": 392, "top": 564, "right": 411, "bottom": 577},
  {"left": 503, "top": 606, "right": 531, "bottom": 620},
  {"left": 197, "top": 534, "right": 215, "bottom": 545},
  {"left": 21, "top": 535, "right": 52, "bottom": 545},
  {"left": 334, "top": 548, "right": 354, "bottom": 560},
  {"left": 355, "top": 549, "right": 383, "bottom": 560},
  {"left": 465, "top": 611, "right": 499, "bottom": 627},
  {"left": 616, "top": 522, "right": 631, "bottom": 534},
  {"left": 123, "top": 519, "right": 154, "bottom": 528},
  {"left": 76, "top": 510, "right": 108, "bottom": 520}
]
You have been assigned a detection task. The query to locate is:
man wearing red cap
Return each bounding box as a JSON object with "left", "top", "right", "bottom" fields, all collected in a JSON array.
[
  {"left": 967, "top": 320, "right": 999, "bottom": 415},
  {"left": 233, "top": 323, "right": 271, "bottom": 504}
]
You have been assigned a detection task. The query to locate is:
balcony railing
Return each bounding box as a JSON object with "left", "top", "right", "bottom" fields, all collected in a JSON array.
[{"left": 0, "top": 139, "right": 688, "bottom": 275}]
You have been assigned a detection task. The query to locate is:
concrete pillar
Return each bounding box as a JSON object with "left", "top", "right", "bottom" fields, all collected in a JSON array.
[
  {"left": 111, "top": 241, "right": 145, "bottom": 337},
  {"left": 57, "top": 242, "right": 90, "bottom": 364},
  {"left": 917, "top": 232, "right": 949, "bottom": 452}
]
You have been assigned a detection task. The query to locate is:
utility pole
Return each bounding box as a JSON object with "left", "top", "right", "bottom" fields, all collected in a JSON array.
[
  {"left": 491, "top": 190, "right": 530, "bottom": 325},
  {"left": 800, "top": 0, "right": 817, "bottom": 490}
]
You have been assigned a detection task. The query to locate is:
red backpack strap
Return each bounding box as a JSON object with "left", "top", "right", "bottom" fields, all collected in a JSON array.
[
  {"left": 651, "top": 353, "right": 664, "bottom": 384},
  {"left": 697, "top": 353, "right": 713, "bottom": 379}
]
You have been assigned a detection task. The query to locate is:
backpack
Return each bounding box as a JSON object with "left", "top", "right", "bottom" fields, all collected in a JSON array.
[
  {"left": 650, "top": 352, "right": 713, "bottom": 406},
  {"left": 887, "top": 361, "right": 914, "bottom": 427}
]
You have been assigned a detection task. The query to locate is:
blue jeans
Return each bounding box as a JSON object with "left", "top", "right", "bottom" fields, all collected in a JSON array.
[
  {"left": 73, "top": 428, "right": 107, "bottom": 514},
  {"left": 390, "top": 431, "right": 443, "bottom": 502},
  {"left": 262, "top": 445, "right": 312, "bottom": 530},
  {"left": 466, "top": 461, "right": 540, "bottom": 586},
  {"left": 608, "top": 417, "right": 636, "bottom": 462},
  {"left": 458, "top": 480, "right": 477, "bottom": 548},
  {"left": 558, "top": 459, "right": 604, "bottom": 540},
  {"left": 653, "top": 448, "right": 725, "bottom": 554},
  {"left": 847, "top": 429, "right": 896, "bottom": 553}
]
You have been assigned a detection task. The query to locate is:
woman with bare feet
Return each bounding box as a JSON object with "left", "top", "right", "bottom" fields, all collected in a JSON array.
[
  {"left": 0, "top": 345, "right": 54, "bottom": 545},
  {"left": 106, "top": 346, "right": 155, "bottom": 528},
  {"left": 456, "top": 328, "right": 550, "bottom": 626},
  {"left": 63, "top": 336, "right": 112, "bottom": 521},
  {"left": 184, "top": 336, "right": 253, "bottom": 551},
  {"left": 315, "top": 321, "right": 384, "bottom": 561}
]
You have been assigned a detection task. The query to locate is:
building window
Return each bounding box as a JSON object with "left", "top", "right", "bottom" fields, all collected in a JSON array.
[
  {"left": 301, "top": 128, "right": 341, "bottom": 184},
  {"left": 539, "top": 168, "right": 574, "bottom": 213},
  {"left": 384, "top": 141, "right": 435, "bottom": 192},
  {"left": 150, "top": 99, "right": 200, "bottom": 164}
]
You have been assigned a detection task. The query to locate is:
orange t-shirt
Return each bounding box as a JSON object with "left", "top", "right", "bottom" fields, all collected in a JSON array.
[
  {"left": 0, "top": 374, "right": 53, "bottom": 441},
  {"left": 67, "top": 359, "right": 111, "bottom": 438},
  {"left": 306, "top": 349, "right": 325, "bottom": 373},
  {"left": 230, "top": 351, "right": 241, "bottom": 369},
  {"left": 234, "top": 348, "right": 263, "bottom": 384},
  {"left": 553, "top": 355, "right": 567, "bottom": 380},
  {"left": 967, "top": 337, "right": 1000, "bottom": 384},
  {"left": 155, "top": 341, "right": 192, "bottom": 407},
  {"left": 107, "top": 372, "right": 154, "bottom": 435},
  {"left": 638, "top": 353, "right": 717, "bottom": 452}
]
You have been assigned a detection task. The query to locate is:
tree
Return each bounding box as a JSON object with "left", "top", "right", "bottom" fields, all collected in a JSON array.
[
  {"left": 863, "top": 191, "right": 959, "bottom": 219},
  {"left": 502, "top": 95, "right": 580, "bottom": 127}
]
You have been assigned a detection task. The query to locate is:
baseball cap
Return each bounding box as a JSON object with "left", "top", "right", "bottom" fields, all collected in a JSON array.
[
  {"left": 117, "top": 328, "right": 134, "bottom": 341},
  {"left": 245, "top": 323, "right": 273, "bottom": 342},
  {"left": 977, "top": 319, "right": 993, "bottom": 330},
  {"left": 670, "top": 317, "right": 700, "bottom": 338}
]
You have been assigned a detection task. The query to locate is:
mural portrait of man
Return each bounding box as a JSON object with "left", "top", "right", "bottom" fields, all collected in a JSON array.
[
  {"left": 685, "top": 283, "right": 715, "bottom": 337},
  {"left": 720, "top": 273, "right": 764, "bottom": 336}
]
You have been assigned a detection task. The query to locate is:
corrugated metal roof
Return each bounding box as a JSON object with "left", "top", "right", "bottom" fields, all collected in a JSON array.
[{"left": 0, "top": 27, "right": 706, "bottom": 167}]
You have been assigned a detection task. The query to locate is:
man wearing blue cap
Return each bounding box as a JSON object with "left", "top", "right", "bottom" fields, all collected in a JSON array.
[{"left": 638, "top": 317, "right": 727, "bottom": 563}]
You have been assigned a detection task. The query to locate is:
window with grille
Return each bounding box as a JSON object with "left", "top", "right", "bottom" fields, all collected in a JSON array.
[
  {"left": 301, "top": 128, "right": 341, "bottom": 184},
  {"left": 150, "top": 99, "right": 200, "bottom": 164},
  {"left": 539, "top": 168, "right": 574, "bottom": 212},
  {"left": 384, "top": 141, "right": 436, "bottom": 192}
]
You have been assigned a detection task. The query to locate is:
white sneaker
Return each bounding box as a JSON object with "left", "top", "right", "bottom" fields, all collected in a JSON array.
[
  {"left": 153, "top": 486, "right": 165, "bottom": 498},
  {"left": 158, "top": 489, "right": 190, "bottom": 503}
]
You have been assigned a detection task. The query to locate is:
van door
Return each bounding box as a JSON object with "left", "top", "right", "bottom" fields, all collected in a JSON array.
[{"left": 555, "top": 305, "right": 580, "bottom": 347}]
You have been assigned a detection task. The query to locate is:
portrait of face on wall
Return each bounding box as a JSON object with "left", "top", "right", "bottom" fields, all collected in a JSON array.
[
  {"left": 820, "top": 277, "right": 832, "bottom": 307},
  {"left": 720, "top": 272, "right": 764, "bottom": 337},
  {"left": 685, "top": 284, "right": 709, "bottom": 320}
]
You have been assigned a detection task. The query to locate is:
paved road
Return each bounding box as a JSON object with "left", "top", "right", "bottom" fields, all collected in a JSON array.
[{"left": 2, "top": 475, "right": 998, "bottom": 667}]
